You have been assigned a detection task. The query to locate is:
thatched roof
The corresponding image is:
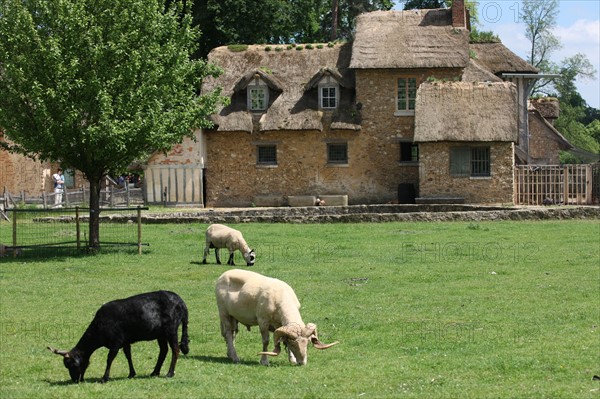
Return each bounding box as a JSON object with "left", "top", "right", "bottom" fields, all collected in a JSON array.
[
  {"left": 461, "top": 58, "right": 503, "bottom": 82},
  {"left": 414, "top": 82, "right": 518, "bottom": 142},
  {"left": 350, "top": 10, "right": 470, "bottom": 69},
  {"left": 528, "top": 108, "right": 572, "bottom": 150},
  {"left": 202, "top": 44, "right": 360, "bottom": 133},
  {"left": 469, "top": 43, "right": 539, "bottom": 75},
  {"left": 233, "top": 69, "right": 285, "bottom": 92},
  {"left": 305, "top": 67, "right": 352, "bottom": 90}
]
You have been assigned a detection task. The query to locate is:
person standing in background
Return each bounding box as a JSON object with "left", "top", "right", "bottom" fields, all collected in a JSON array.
[{"left": 52, "top": 168, "right": 65, "bottom": 207}]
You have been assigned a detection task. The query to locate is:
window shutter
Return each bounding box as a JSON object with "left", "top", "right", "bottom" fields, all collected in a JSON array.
[{"left": 450, "top": 147, "right": 470, "bottom": 176}]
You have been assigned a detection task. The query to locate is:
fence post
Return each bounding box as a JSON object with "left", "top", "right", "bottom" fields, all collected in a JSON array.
[
  {"left": 82, "top": 185, "right": 87, "bottom": 204},
  {"left": 42, "top": 192, "right": 47, "bottom": 209},
  {"left": 76, "top": 206, "right": 81, "bottom": 251},
  {"left": 137, "top": 206, "right": 142, "bottom": 255},
  {"left": 64, "top": 187, "right": 69, "bottom": 207},
  {"left": 110, "top": 186, "right": 115, "bottom": 207},
  {"left": 563, "top": 166, "right": 570, "bottom": 205},
  {"left": 585, "top": 164, "right": 593, "bottom": 205},
  {"left": 12, "top": 209, "right": 17, "bottom": 258},
  {"left": 126, "top": 184, "right": 131, "bottom": 207}
]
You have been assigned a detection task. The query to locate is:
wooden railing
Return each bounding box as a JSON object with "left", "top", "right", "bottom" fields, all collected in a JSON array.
[
  {"left": 514, "top": 164, "right": 593, "bottom": 205},
  {"left": 1, "top": 185, "right": 145, "bottom": 209}
]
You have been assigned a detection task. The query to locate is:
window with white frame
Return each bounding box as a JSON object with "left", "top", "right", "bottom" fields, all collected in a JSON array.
[
  {"left": 450, "top": 147, "right": 491, "bottom": 177},
  {"left": 247, "top": 78, "right": 269, "bottom": 111},
  {"left": 320, "top": 85, "right": 338, "bottom": 109},
  {"left": 397, "top": 77, "right": 417, "bottom": 114}
]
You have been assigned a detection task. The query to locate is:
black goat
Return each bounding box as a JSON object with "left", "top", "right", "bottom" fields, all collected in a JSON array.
[{"left": 48, "top": 290, "right": 189, "bottom": 383}]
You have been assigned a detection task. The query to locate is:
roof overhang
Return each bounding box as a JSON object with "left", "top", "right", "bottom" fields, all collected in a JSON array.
[{"left": 501, "top": 73, "right": 561, "bottom": 79}]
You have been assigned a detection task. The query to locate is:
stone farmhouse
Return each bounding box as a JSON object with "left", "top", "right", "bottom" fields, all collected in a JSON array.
[
  {"left": 1, "top": 0, "right": 572, "bottom": 206},
  {"left": 195, "top": 0, "right": 570, "bottom": 206}
]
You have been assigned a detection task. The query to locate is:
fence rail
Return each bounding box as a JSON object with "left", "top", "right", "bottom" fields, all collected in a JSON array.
[
  {"left": 1, "top": 185, "right": 145, "bottom": 209},
  {"left": 0, "top": 207, "right": 148, "bottom": 257},
  {"left": 514, "top": 164, "right": 594, "bottom": 205}
]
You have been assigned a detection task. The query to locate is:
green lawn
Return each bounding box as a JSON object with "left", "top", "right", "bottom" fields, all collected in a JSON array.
[{"left": 0, "top": 220, "right": 598, "bottom": 398}]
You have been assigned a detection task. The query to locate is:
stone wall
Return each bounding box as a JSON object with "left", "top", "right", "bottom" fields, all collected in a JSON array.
[
  {"left": 0, "top": 147, "right": 53, "bottom": 195},
  {"left": 135, "top": 204, "right": 600, "bottom": 224},
  {"left": 418, "top": 141, "right": 515, "bottom": 204},
  {"left": 528, "top": 113, "right": 563, "bottom": 164}
]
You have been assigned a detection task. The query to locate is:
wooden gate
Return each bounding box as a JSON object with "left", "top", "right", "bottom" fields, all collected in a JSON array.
[
  {"left": 142, "top": 165, "right": 204, "bottom": 206},
  {"left": 514, "top": 164, "right": 593, "bottom": 205}
]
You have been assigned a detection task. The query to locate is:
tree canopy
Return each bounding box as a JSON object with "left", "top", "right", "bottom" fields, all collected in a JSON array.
[
  {"left": 0, "top": 0, "right": 224, "bottom": 247},
  {"left": 190, "top": 0, "right": 393, "bottom": 59},
  {"left": 518, "top": 0, "right": 599, "bottom": 161}
]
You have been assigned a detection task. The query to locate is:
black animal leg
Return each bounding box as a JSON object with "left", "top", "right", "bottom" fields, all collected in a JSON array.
[
  {"left": 166, "top": 333, "right": 180, "bottom": 378},
  {"left": 151, "top": 338, "right": 168, "bottom": 377},
  {"left": 102, "top": 348, "right": 119, "bottom": 383},
  {"left": 215, "top": 248, "right": 221, "bottom": 264},
  {"left": 227, "top": 252, "right": 235, "bottom": 266},
  {"left": 123, "top": 343, "right": 136, "bottom": 379}
]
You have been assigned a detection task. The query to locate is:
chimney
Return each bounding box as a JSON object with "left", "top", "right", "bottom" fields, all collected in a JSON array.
[
  {"left": 530, "top": 98, "right": 560, "bottom": 125},
  {"left": 452, "top": 0, "right": 469, "bottom": 29}
]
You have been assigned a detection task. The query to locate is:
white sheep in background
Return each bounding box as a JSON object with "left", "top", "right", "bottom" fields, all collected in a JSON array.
[
  {"left": 215, "top": 269, "right": 338, "bottom": 366},
  {"left": 202, "top": 224, "right": 256, "bottom": 266}
]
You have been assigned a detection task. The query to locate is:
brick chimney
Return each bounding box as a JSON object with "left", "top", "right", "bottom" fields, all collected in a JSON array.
[{"left": 452, "top": 0, "right": 469, "bottom": 29}]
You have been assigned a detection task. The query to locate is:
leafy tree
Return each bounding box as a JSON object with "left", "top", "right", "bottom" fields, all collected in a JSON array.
[
  {"left": 521, "top": 0, "right": 560, "bottom": 70},
  {"left": 191, "top": 0, "right": 393, "bottom": 59},
  {"left": 0, "top": 0, "right": 223, "bottom": 249},
  {"left": 403, "top": 0, "right": 448, "bottom": 10},
  {"left": 520, "top": 0, "right": 563, "bottom": 94},
  {"left": 519, "top": 0, "right": 598, "bottom": 161}
]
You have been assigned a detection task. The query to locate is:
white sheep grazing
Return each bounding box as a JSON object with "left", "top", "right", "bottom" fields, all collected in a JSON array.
[
  {"left": 202, "top": 224, "right": 256, "bottom": 266},
  {"left": 215, "top": 269, "right": 338, "bottom": 366}
]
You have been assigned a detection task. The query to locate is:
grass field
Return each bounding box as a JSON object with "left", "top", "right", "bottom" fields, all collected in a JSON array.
[{"left": 0, "top": 220, "right": 598, "bottom": 398}]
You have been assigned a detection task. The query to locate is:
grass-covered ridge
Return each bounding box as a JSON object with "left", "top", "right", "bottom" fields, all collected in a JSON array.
[{"left": 0, "top": 220, "right": 598, "bottom": 398}]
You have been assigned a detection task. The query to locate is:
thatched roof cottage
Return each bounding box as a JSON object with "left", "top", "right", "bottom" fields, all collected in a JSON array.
[
  {"left": 185, "top": 0, "right": 570, "bottom": 206},
  {"left": 0, "top": 1, "right": 574, "bottom": 205}
]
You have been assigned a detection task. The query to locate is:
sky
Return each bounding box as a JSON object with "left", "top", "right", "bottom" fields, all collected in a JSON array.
[{"left": 393, "top": 0, "right": 600, "bottom": 109}]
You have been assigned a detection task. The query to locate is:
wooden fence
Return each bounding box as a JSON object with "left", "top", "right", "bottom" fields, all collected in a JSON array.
[
  {"left": 0, "top": 207, "right": 147, "bottom": 256},
  {"left": 1, "top": 185, "right": 145, "bottom": 209},
  {"left": 514, "top": 164, "right": 594, "bottom": 205}
]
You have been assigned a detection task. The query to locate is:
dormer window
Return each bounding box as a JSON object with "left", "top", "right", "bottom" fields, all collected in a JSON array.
[
  {"left": 247, "top": 76, "right": 269, "bottom": 111},
  {"left": 306, "top": 68, "right": 347, "bottom": 111},
  {"left": 319, "top": 84, "right": 338, "bottom": 109}
]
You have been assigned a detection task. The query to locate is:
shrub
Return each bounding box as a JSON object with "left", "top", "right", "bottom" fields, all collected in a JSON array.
[{"left": 227, "top": 44, "right": 248, "bottom": 52}]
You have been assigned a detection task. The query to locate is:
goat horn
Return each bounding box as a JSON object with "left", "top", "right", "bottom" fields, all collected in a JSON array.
[
  {"left": 47, "top": 346, "right": 69, "bottom": 357},
  {"left": 257, "top": 351, "right": 280, "bottom": 356},
  {"left": 313, "top": 340, "right": 339, "bottom": 350}
]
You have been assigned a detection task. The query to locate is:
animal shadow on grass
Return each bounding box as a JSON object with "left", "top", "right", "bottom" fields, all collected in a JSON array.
[
  {"left": 190, "top": 261, "right": 205, "bottom": 266},
  {"left": 44, "top": 374, "right": 158, "bottom": 385}
]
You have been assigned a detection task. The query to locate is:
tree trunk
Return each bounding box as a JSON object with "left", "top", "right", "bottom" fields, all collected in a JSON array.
[
  {"left": 331, "top": 0, "right": 338, "bottom": 41},
  {"left": 88, "top": 178, "right": 102, "bottom": 250}
]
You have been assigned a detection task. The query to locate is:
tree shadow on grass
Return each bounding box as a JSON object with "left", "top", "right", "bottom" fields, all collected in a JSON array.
[{"left": 189, "top": 355, "right": 258, "bottom": 366}]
